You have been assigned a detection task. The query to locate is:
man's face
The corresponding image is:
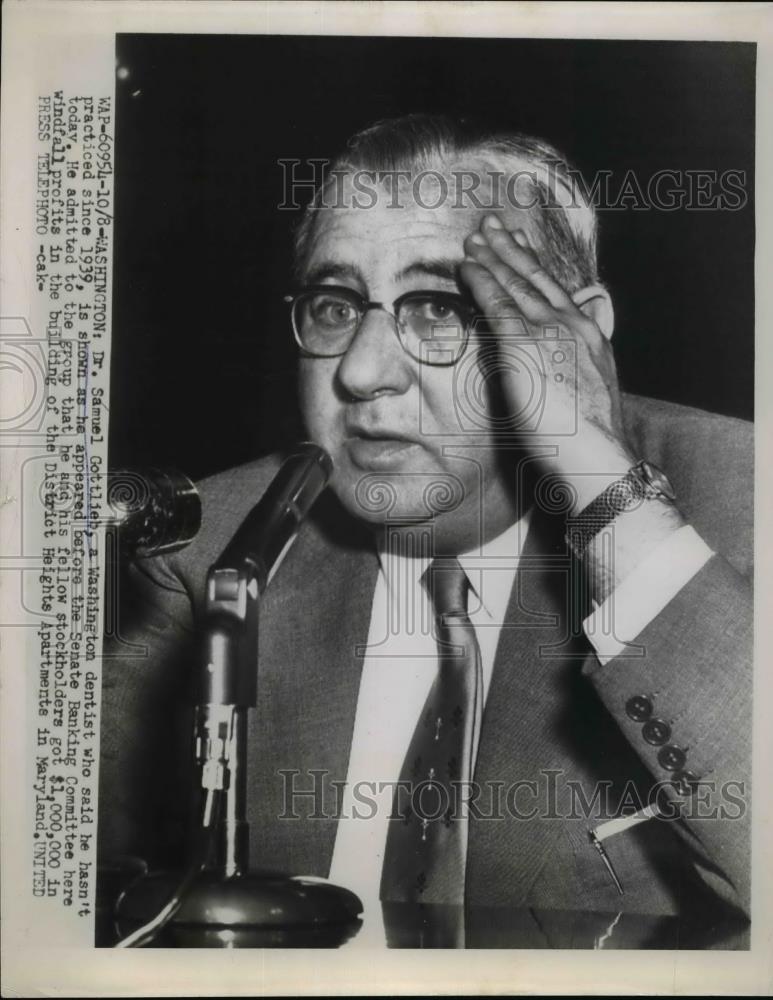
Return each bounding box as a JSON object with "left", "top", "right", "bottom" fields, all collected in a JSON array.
[{"left": 298, "top": 179, "right": 533, "bottom": 551}]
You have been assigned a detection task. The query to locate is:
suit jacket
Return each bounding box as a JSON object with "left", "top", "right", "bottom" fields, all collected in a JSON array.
[{"left": 99, "top": 393, "right": 753, "bottom": 920}]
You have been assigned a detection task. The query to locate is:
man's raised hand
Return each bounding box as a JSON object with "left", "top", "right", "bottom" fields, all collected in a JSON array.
[{"left": 459, "top": 213, "right": 635, "bottom": 512}]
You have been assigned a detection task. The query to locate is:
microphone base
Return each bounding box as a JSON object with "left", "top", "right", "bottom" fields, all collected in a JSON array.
[{"left": 115, "top": 869, "right": 363, "bottom": 948}]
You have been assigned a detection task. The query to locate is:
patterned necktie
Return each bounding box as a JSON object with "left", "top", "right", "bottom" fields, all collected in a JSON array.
[{"left": 380, "top": 557, "right": 484, "bottom": 905}]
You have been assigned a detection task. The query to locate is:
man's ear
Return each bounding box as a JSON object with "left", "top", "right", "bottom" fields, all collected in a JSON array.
[{"left": 571, "top": 285, "right": 614, "bottom": 341}]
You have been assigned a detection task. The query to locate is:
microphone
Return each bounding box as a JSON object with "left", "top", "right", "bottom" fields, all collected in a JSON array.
[
  {"left": 214, "top": 442, "right": 333, "bottom": 593},
  {"left": 198, "top": 443, "right": 332, "bottom": 741},
  {"left": 114, "top": 443, "right": 362, "bottom": 947},
  {"left": 106, "top": 468, "right": 201, "bottom": 558}
]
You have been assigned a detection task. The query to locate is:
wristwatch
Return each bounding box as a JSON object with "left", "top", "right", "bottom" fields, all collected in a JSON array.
[{"left": 566, "top": 460, "right": 676, "bottom": 556}]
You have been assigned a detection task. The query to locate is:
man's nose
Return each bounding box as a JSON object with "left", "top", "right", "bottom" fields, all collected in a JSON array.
[{"left": 336, "top": 308, "right": 413, "bottom": 400}]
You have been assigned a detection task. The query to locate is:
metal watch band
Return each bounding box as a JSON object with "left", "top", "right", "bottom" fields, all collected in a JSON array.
[{"left": 565, "top": 461, "right": 676, "bottom": 556}]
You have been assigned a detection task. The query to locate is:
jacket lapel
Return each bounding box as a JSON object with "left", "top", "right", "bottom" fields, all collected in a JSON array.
[
  {"left": 246, "top": 500, "right": 379, "bottom": 876},
  {"left": 466, "top": 513, "right": 589, "bottom": 906}
]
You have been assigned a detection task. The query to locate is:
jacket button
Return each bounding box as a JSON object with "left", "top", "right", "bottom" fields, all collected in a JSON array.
[
  {"left": 671, "top": 770, "right": 699, "bottom": 796},
  {"left": 658, "top": 745, "right": 687, "bottom": 771},
  {"left": 625, "top": 695, "right": 653, "bottom": 722},
  {"left": 642, "top": 718, "right": 671, "bottom": 745}
]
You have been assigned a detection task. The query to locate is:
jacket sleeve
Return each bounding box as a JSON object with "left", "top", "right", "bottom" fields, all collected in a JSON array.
[{"left": 582, "top": 553, "right": 752, "bottom": 914}]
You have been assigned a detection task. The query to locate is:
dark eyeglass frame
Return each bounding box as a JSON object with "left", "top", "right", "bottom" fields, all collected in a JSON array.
[{"left": 283, "top": 284, "right": 477, "bottom": 367}]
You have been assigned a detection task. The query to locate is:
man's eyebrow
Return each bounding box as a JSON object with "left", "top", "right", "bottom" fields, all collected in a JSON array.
[
  {"left": 395, "top": 258, "right": 462, "bottom": 284},
  {"left": 304, "top": 262, "right": 363, "bottom": 285}
]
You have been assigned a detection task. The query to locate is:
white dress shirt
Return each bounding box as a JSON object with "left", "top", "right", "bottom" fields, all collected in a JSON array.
[{"left": 327, "top": 516, "right": 713, "bottom": 930}]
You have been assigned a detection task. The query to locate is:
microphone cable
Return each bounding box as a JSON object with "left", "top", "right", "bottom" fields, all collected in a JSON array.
[{"left": 113, "top": 786, "right": 222, "bottom": 949}]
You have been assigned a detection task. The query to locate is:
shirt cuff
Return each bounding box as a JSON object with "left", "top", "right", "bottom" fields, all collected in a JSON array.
[{"left": 583, "top": 524, "right": 714, "bottom": 666}]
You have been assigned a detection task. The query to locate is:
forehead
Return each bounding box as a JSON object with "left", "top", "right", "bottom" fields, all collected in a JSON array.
[{"left": 301, "top": 173, "right": 533, "bottom": 284}]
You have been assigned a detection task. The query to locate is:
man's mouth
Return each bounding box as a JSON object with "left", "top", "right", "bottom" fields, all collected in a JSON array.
[{"left": 345, "top": 429, "right": 421, "bottom": 470}]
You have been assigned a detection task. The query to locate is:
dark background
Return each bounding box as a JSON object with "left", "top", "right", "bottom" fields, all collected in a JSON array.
[{"left": 110, "top": 36, "right": 755, "bottom": 480}]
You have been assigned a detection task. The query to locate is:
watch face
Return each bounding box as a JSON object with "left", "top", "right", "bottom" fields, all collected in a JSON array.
[{"left": 639, "top": 461, "right": 677, "bottom": 501}]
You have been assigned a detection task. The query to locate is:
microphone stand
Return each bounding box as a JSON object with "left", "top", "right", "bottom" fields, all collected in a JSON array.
[{"left": 114, "top": 450, "right": 362, "bottom": 947}]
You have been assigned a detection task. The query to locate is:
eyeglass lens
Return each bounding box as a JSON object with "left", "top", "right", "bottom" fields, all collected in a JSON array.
[{"left": 294, "top": 289, "right": 468, "bottom": 364}]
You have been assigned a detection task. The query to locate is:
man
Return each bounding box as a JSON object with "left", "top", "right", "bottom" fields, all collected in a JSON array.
[{"left": 99, "top": 116, "right": 752, "bottom": 938}]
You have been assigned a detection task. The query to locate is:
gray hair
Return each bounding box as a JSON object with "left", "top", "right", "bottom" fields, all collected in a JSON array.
[{"left": 293, "top": 114, "right": 599, "bottom": 293}]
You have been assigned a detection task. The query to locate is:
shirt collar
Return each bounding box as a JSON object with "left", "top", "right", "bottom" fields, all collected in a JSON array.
[{"left": 376, "top": 510, "right": 531, "bottom": 621}]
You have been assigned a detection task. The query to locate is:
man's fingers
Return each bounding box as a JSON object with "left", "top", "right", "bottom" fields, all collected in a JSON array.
[
  {"left": 463, "top": 237, "right": 552, "bottom": 325},
  {"left": 458, "top": 258, "right": 531, "bottom": 328},
  {"left": 464, "top": 219, "right": 606, "bottom": 357},
  {"left": 480, "top": 216, "right": 576, "bottom": 311}
]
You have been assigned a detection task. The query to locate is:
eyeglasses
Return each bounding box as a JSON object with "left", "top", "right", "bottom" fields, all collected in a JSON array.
[{"left": 284, "top": 285, "right": 476, "bottom": 366}]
